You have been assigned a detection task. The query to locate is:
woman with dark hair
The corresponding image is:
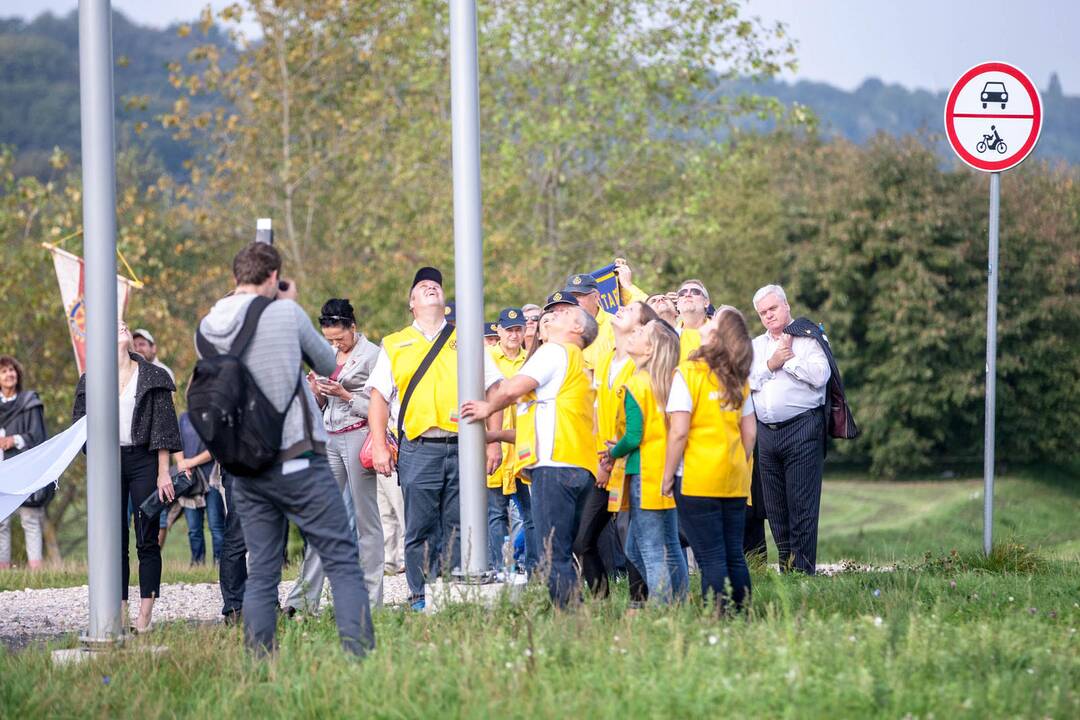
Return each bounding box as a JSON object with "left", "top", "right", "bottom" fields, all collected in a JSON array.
[
  {"left": 285, "top": 298, "right": 385, "bottom": 613},
  {"left": 73, "top": 321, "right": 182, "bottom": 632},
  {"left": 0, "top": 356, "right": 49, "bottom": 570},
  {"left": 662, "top": 307, "right": 756, "bottom": 614}
]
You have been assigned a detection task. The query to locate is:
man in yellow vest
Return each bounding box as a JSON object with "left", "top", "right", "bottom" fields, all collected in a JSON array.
[
  {"left": 365, "top": 267, "right": 504, "bottom": 611},
  {"left": 462, "top": 292, "right": 599, "bottom": 607},
  {"left": 485, "top": 307, "right": 537, "bottom": 574},
  {"left": 564, "top": 273, "right": 614, "bottom": 374},
  {"left": 675, "top": 279, "right": 710, "bottom": 361}
]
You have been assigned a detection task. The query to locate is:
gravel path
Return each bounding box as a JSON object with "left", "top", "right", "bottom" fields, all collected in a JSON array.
[{"left": 0, "top": 574, "right": 410, "bottom": 649}]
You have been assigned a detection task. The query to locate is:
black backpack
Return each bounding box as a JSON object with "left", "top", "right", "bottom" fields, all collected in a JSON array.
[{"left": 189, "top": 296, "right": 299, "bottom": 476}]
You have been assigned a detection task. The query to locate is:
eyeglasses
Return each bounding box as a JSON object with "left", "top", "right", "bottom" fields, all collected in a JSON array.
[
  {"left": 524, "top": 315, "right": 541, "bottom": 323},
  {"left": 677, "top": 287, "right": 705, "bottom": 298}
]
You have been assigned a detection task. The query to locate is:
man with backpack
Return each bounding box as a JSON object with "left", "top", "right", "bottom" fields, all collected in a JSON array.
[{"left": 193, "top": 242, "right": 373, "bottom": 657}]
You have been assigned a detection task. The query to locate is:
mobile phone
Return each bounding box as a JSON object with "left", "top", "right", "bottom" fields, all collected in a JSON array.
[{"left": 255, "top": 217, "right": 273, "bottom": 245}]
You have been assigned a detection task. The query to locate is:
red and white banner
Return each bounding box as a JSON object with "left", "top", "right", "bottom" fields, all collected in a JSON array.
[{"left": 47, "top": 246, "right": 137, "bottom": 374}]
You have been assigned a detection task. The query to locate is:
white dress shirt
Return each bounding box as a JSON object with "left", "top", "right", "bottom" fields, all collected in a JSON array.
[{"left": 749, "top": 331, "right": 830, "bottom": 424}]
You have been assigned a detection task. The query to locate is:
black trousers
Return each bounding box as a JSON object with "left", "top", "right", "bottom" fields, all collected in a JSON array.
[
  {"left": 743, "top": 446, "right": 769, "bottom": 563},
  {"left": 573, "top": 483, "right": 612, "bottom": 597},
  {"left": 756, "top": 407, "right": 825, "bottom": 574},
  {"left": 219, "top": 471, "right": 247, "bottom": 616},
  {"left": 121, "top": 446, "right": 162, "bottom": 600}
]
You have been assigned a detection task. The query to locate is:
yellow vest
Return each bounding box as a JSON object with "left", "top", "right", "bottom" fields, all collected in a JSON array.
[
  {"left": 538, "top": 343, "right": 598, "bottom": 476},
  {"left": 595, "top": 350, "right": 636, "bottom": 512},
  {"left": 487, "top": 345, "right": 527, "bottom": 493},
  {"left": 624, "top": 372, "right": 676, "bottom": 510},
  {"left": 582, "top": 309, "right": 615, "bottom": 374},
  {"left": 676, "top": 360, "right": 751, "bottom": 498},
  {"left": 384, "top": 324, "right": 459, "bottom": 441},
  {"left": 679, "top": 326, "right": 702, "bottom": 362},
  {"left": 513, "top": 391, "right": 538, "bottom": 477}
]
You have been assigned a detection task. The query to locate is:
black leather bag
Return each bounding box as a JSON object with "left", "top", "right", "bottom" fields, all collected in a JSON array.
[{"left": 138, "top": 467, "right": 196, "bottom": 518}]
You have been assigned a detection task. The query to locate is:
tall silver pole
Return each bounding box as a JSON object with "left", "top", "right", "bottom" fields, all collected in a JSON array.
[
  {"left": 983, "top": 172, "right": 1000, "bottom": 558},
  {"left": 449, "top": 0, "right": 488, "bottom": 576},
  {"left": 79, "top": 0, "right": 123, "bottom": 642}
]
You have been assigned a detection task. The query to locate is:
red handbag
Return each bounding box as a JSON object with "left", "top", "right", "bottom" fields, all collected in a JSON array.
[{"left": 360, "top": 430, "right": 399, "bottom": 470}]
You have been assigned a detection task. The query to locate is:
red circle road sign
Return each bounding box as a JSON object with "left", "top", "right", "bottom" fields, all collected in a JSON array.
[{"left": 944, "top": 61, "right": 1042, "bottom": 173}]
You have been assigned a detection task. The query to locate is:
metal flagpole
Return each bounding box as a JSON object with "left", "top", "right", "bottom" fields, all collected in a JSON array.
[
  {"left": 79, "top": 0, "right": 123, "bottom": 643},
  {"left": 983, "top": 172, "right": 1000, "bottom": 558},
  {"left": 449, "top": 0, "right": 488, "bottom": 576}
]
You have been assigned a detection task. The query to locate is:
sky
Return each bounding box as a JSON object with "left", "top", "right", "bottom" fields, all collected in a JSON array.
[{"left": 8, "top": 0, "right": 1079, "bottom": 94}]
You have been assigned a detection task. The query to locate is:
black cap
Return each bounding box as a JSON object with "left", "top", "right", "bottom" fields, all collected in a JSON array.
[
  {"left": 484, "top": 321, "right": 499, "bottom": 337},
  {"left": 444, "top": 300, "right": 456, "bottom": 324},
  {"left": 544, "top": 291, "right": 580, "bottom": 311},
  {"left": 563, "top": 273, "right": 600, "bottom": 294},
  {"left": 412, "top": 266, "right": 443, "bottom": 291},
  {"left": 497, "top": 307, "right": 525, "bottom": 328}
]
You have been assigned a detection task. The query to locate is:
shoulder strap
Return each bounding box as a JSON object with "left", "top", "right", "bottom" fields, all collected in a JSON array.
[
  {"left": 196, "top": 296, "right": 274, "bottom": 359},
  {"left": 397, "top": 323, "right": 454, "bottom": 440}
]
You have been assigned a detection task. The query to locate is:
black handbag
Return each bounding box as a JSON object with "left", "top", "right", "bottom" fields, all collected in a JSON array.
[{"left": 139, "top": 467, "right": 196, "bottom": 518}]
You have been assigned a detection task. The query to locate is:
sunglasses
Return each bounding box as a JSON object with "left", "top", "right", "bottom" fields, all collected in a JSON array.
[
  {"left": 677, "top": 287, "right": 705, "bottom": 298},
  {"left": 524, "top": 315, "right": 541, "bottom": 323},
  {"left": 319, "top": 315, "right": 353, "bottom": 327}
]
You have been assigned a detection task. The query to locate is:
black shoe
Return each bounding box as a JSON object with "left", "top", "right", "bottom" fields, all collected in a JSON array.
[{"left": 223, "top": 609, "right": 242, "bottom": 626}]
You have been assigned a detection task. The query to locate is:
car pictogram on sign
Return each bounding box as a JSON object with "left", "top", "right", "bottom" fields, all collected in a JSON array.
[{"left": 981, "top": 81, "right": 1008, "bottom": 109}]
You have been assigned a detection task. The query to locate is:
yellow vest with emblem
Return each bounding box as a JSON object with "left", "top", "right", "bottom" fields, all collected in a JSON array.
[
  {"left": 534, "top": 343, "right": 598, "bottom": 476},
  {"left": 513, "top": 391, "right": 538, "bottom": 477},
  {"left": 582, "top": 309, "right": 615, "bottom": 373},
  {"left": 677, "top": 360, "right": 751, "bottom": 498},
  {"left": 595, "top": 350, "right": 636, "bottom": 512},
  {"left": 624, "top": 371, "right": 677, "bottom": 510},
  {"left": 383, "top": 324, "right": 459, "bottom": 441},
  {"left": 487, "top": 345, "right": 526, "bottom": 493},
  {"left": 679, "top": 326, "right": 702, "bottom": 363}
]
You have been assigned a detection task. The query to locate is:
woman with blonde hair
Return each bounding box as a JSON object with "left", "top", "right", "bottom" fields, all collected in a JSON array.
[
  {"left": 662, "top": 307, "right": 755, "bottom": 613},
  {"left": 606, "top": 319, "right": 688, "bottom": 603}
]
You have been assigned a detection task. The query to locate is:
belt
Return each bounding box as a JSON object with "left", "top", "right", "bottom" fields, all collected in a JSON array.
[
  {"left": 411, "top": 436, "right": 458, "bottom": 444},
  {"left": 760, "top": 406, "right": 822, "bottom": 431},
  {"left": 329, "top": 419, "right": 368, "bottom": 435}
]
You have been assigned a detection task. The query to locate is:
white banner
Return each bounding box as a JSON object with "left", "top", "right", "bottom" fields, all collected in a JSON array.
[
  {"left": 0, "top": 417, "right": 87, "bottom": 523},
  {"left": 47, "top": 246, "right": 136, "bottom": 374}
]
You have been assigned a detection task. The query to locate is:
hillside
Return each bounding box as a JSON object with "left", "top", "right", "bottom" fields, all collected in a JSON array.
[{"left": 1, "top": 10, "right": 1078, "bottom": 177}]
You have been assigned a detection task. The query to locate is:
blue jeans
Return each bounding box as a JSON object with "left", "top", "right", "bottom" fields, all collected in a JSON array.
[
  {"left": 530, "top": 466, "right": 591, "bottom": 607},
  {"left": 184, "top": 487, "right": 226, "bottom": 564},
  {"left": 625, "top": 475, "right": 688, "bottom": 604},
  {"left": 487, "top": 484, "right": 537, "bottom": 572},
  {"left": 674, "top": 478, "right": 751, "bottom": 612},
  {"left": 397, "top": 438, "right": 460, "bottom": 603}
]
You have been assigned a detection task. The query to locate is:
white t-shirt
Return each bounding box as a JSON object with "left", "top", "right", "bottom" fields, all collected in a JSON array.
[
  {"left": 520, "top": 343, "right": 574, "bottom": 469},
  {"left": 666, "top": 369, "right": 754, "bottom": 476},
  {"left": 118, "top": 366, "right": 140, "bottom": 447}
]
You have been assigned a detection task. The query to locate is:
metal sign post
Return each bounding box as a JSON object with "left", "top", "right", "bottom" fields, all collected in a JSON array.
[
  {"left": 944, "top": 61, "right": 1042, "bottom": 556},
  {"left": 983, "top": 172, "right": 1000, "bottom": 557},
  {"left": 448, "top": 0, "right": 488, "bottom": 576},
  {"left": 78, "top": 0, "right": 123, "bottom": 643}
]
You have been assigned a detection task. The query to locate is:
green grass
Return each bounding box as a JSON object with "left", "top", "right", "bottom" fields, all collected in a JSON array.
[{"left": 1, "top": 470, "right": 1077, "bottom": 717}]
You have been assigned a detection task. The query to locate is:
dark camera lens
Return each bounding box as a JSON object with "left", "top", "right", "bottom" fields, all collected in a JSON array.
[{"left": 278, "top": 280, "right": 289, "bottom": 292}]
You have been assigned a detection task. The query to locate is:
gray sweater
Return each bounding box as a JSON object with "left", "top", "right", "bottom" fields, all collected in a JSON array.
[{"left": 198, "top": 294, "right": 336, "bottom": 461}]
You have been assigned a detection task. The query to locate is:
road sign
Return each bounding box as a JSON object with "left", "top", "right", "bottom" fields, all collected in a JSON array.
[{"left": 944, "top": 61, "right": 1042, "bottom": 172}]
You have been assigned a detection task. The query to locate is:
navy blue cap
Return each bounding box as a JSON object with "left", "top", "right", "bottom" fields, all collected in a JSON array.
[
  {"left": 444, "top": 300, "right": 456, "bottom": 324},
  {"left": 412, "top": 266, "right": 442, "bottom": 290},
  {"left": 563, "top": 273, "right": 600, "bottom": 294},
  {"left": 484, "top": 321, "right": 499, "bottom": 337},
  {"left": 544, "top": 291, "right": 580, "bottom": 311},
  {"left": 497, "top": 307, "right": 525, "bottom": 328}
]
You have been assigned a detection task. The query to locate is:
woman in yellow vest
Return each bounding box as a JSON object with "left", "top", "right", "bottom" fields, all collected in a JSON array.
[
  {"left": 606, "top": 319, "right": 689, "bottom": 604},
  {"left": 593, "top": 300, "right": 660, "bottom": 606},
  {"left": 662, "top": 307, "right": 756, "bottom": 613}
]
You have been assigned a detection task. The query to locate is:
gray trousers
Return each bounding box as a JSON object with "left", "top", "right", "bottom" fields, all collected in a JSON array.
[
  {"left": 286, "top": 429, "right": 385, "bottom": 610},
  {"left": 233, "top": 454, "right": 374, "bottom": 657},
  {"left": 398, "top": 438, "right": 460, "bottom": 602},
  {"left": 0, "top": 506, "right": 45, "bottom": 564}
]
